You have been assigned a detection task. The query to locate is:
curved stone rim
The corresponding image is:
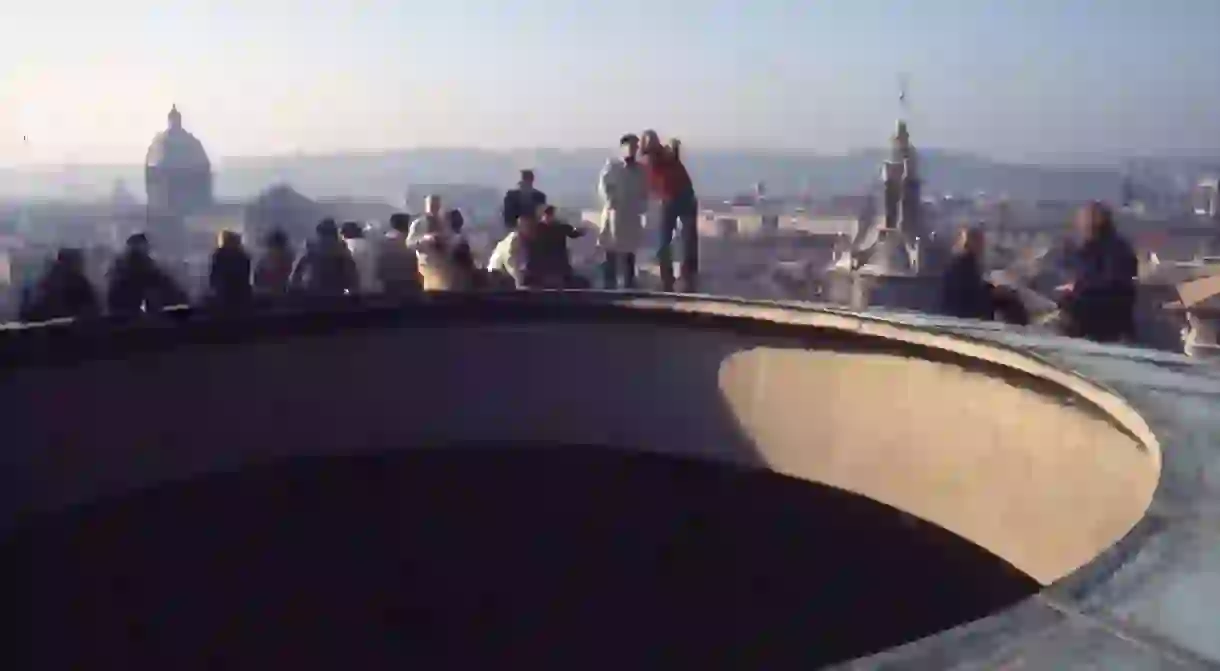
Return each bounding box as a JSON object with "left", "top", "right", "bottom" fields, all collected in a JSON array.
[{"left": 0, "top": 291, "right": 1168, "bottom": 661}]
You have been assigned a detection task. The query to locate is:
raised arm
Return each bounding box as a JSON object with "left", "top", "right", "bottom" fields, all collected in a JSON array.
[
  {"left": 405, "top": 218, "right": 438, "bottom": 251},
  {"left": 597, "top": 160, "right": 615, "bottom": 206}
]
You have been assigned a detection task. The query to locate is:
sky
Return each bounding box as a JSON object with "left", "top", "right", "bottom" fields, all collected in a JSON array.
[{"left": 1, "top": 0, "right": 1218, "bottom": 166}]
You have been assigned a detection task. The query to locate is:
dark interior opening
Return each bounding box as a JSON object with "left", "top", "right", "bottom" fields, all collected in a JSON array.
[{"left": 6, "top": 444, "right": 1038, "bottom": 669}]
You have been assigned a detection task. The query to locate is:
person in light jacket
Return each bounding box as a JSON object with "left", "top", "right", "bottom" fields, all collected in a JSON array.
[
  {"left": 597, "top": 133, "right": 650, "bottom": 289},
  {"left": 407, "top": 194, "right": 467, "bottom": 291},
  {"left": 487, "top": 213, "right": 536, "bottom": 287}
]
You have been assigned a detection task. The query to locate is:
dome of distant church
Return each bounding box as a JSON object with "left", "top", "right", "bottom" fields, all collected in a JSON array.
[{"left": 145, "top": 105, "right": 211, "bottom": 170}]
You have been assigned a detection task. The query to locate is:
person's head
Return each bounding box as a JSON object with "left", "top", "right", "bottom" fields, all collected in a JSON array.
[
  {"left": 424, "top": 195, "right": 442, "bottom": 217},
  {"left": 217, "top": 230, "right": 243, "bottom": 249},
  {"left": 447, "top": 209, "right": 465, "bottom": 234},
  {"left": 55, "top": 247, "right": 85, "bottom": 273},
  {"left": 266, "top": 228, "right": 290, "bottom": 250},
  {"left": 340, "top": 221, "right": 364, "bottom": 240},
  {"left": 640, "top": 129, "right": 662, "bottom": 154},
  {"left": 953, "top": 225, "right": 985, "bottom": 258},
  {"left": 125, "top": 232, "right": 150, "bottom": 256},
  {"left": 316, "top": 218, "right": 339, "bottom": 240},
  {"left": 519, "top": 169, "right": 536, "bottom": 190},
  {"left": 388, "top": 213, "right": 411, "bottom": 234},
  {"left": 1074, "top": 201, "right": 1116, "bottom": 243},
  {"left": 540, "top": 205, "right": 557, "bottom": 223},
  {"left": 620, "top": 133, "right": 640, "bottom": 161}
]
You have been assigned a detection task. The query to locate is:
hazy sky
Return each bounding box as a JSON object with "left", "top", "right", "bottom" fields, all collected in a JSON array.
[{"left": 1, "top": 0, "right": 1218, "bottom": 165}]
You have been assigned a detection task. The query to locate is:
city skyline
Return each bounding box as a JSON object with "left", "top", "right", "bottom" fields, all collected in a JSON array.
[{"left": 2, "top": 0, "right": 1219, "bottom": 166}]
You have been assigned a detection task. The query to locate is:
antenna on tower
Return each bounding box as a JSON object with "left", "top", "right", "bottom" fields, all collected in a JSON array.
[{"left": 898, "top": 73, "right": 911, "bottom": 116}]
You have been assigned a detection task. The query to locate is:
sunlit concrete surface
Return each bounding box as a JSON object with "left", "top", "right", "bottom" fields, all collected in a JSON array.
[{"left": 1, "top": 292, "right": 1216, "bottom": 668}]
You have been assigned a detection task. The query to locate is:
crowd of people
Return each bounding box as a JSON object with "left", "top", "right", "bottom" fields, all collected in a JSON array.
[
  {"left": 18, "top": 128, "right": 700, "bottom": 321},
  {"left": 16, "top": 129, "right": 1143, "bottom": 348}
]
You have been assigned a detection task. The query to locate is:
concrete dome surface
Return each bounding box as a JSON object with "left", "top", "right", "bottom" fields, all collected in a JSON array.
[{"left": 1, "top": 293, "right": 1214, "bottom": 668}]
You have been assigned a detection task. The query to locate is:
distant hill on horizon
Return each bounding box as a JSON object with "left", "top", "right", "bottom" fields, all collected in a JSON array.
[{"left": 3, "top": 146, "right": 1207, "bottom": 206}]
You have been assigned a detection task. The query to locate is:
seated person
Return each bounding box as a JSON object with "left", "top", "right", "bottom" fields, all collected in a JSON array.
[
  {"left": 487, "top": 214, "right": 535, "bottom": 288},
  {"left": 530, "top": 205, "right": 588, "bottom": 288},
  {"left": 940, "top": 225, "right": 1027, "bottom": 325}
]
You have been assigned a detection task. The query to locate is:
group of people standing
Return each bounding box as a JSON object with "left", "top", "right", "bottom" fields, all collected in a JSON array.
[
  {"left": 596, "top": 130, "right": 699, "bottom": 292},
  {"left": 941, "top": 200, "right": 1140, "bottom": 343}
]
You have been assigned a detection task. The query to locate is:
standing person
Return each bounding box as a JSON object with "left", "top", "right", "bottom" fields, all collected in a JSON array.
[
  {"left": 291, "top": 219, "right": 359, "bottom": 298},
  {"left": 502, "top": 169, "right": 548, "bottom": 231},
  {"left": 207, "top": 230, "right": 253, "bottom": 310},
  {"left": 254, "top": 229, "right": 296, "bottom": 298},
  {"left": 375, "top": 213, "right": 421, "bottom": 297},
  {"left": 1056, "top": 201, "right": 1138, "bottom": 343},
  {"left": 641, "top": 130, "right": 699, "bottom": 292},
  {"left": 597, "top": 133, "right": 650, "bottom": 289},
  {"left": 106, "top": 233, "right": 187, "bottom": 316},
  {"left": 407, "top": 195, "right": 466, "bottom": 291},
  {"left": 340, "top": 221, "right": 378, "bottom": 295}
]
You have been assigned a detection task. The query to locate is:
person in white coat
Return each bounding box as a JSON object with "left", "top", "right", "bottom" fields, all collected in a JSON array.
[{"left": 597, "top": 133, "right": 650, "bottom": 289}]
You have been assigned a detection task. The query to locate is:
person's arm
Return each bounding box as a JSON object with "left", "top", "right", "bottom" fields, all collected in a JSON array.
[
  {"left": 208, "top": 252, "right": 223, "bottom": 294},
  {"left": 502, "top": 192, "right": 517, "bottom": 229},
  {"left": 405, "top": 218, "right": 440, "bottom": 251},
  {"left": 597, "top": 161, "right": 615, "bottom": 206},
  {"left": 563, "top": 222, "right": 585, "bottom": 238},
  {"left": 289, "top": 248, "right": 310, "bottom": 288}
]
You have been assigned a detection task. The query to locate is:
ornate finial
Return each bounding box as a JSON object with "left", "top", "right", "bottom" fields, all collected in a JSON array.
[{"left": 168, "top": 104, "right": 182, "bottom": 129}]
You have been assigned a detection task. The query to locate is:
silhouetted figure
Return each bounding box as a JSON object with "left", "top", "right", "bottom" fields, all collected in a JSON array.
[
  {"left": 642, "top": 131, "right": 699, "bottom": 292},
  {"left": 502, "top": 169, "right": 547, "bottom": 231},
  {"left": 530, "top": 205, "right": 587, "bottom": 288},
  {"left": 598, "top": 134, "right": 650, "bottom": 290},
  {"left": 446, "top": 209, "right": 486, "bottom": 289},
  {"left": 106, "top": 233, "right": 187, "bottom": 317},
  {"left": 291, "top": 219, "right": 358, "bottom": 298},
  {"left": 341, "top": 221, "right": 378, "bottom": 294},
  {"left": 375, "top": 213, "right": 421, "bottom": 297},
  {"left": 254, "top": 229, "right": 296, "bottom": 298},
  {"left": 22, "top": 248, "right": 100, "bottom": 322},
  {"left": 1057, "top": 202, "right": 1138, "bottom": 343},
  {"left": 941, "top": 226, "right": 1030, "bottom": 326},
  {"left": 941, "top": 226, "right": 995, "bottom": 320},
  {"left": 208, "top": 230, "right": 253, "bottom": 310}
]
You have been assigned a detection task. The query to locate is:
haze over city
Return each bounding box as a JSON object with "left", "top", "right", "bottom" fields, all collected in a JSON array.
[{"left": 2, "top": 0, "right": 1219, "bottom": 167}]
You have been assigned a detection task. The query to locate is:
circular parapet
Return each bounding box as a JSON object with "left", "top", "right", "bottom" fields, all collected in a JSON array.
[{"left": 0, "top": 293, "right": 1184, "bottom": 668}]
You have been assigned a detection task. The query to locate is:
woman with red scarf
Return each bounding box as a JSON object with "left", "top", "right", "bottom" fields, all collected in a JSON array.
[{"left": 641, "top": 130, "right": 699, "bottom": 292}]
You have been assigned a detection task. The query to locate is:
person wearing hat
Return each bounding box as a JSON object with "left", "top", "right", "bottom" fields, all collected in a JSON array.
[{"left": 502, "top": 168, "right": 548, "bottom": 231}]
